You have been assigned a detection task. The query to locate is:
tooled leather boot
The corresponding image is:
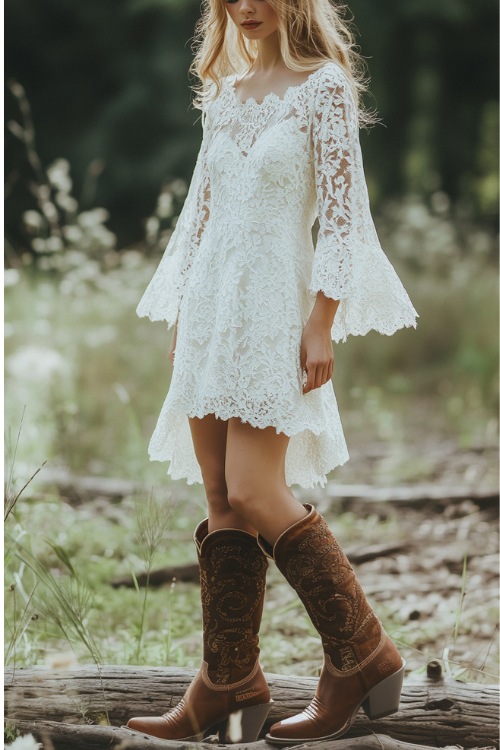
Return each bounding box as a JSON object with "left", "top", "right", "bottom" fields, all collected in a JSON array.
[
  {"left": 259, "top": 503, "right": 405, "bottom": 744},
  {"left": 126, "top": 519, "right": 272, "bottom": 743}
]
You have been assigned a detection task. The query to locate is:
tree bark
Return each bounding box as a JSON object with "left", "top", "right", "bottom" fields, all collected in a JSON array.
[
  {"left": 5, "top": 666, "right": 499, "bottom": 749},
  {"left": 5, "top": 722, "right": 497, "bottom": 750}
]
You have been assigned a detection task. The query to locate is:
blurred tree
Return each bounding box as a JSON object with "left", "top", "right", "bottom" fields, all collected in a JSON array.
[
  {"left": 4, "top": 0, "right": 499, "bottom": 251},
  {"left": 5, "top": 0, "right": 203, "bottom": 246},
  {"left": 355, "top": 0, "right": 498, "bottom": 222}
]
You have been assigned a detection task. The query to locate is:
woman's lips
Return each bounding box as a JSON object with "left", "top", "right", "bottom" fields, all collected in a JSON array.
[{"left": 242, "top": 22, "right": 262, "bottom": 29}]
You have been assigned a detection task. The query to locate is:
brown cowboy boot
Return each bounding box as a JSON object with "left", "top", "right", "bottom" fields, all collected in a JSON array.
[
  {"left": 126, "top": 519, "right": 272, "bottom": 743},
  {"left": 259, "top": 503, "right": 404, "bottom": 744}
]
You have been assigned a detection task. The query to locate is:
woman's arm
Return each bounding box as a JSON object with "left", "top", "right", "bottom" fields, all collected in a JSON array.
[
  {"left": 301, "top": 291, "right": 340, "bottom": 394},
  {"left": 308, "top": 64, "right": 417, "bottom": 344}
]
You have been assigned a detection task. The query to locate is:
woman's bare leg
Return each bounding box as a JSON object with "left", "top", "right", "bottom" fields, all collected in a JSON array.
[
  {"left": 225, "top": 417, "right": 308, "bottom": 545},
  {"left": 188, "top": 413, "right": 256, "bottom": 534}
]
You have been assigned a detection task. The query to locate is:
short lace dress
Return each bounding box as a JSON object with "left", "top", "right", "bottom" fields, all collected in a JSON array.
[{"left": 136, "top": 61, "right": 418, "bottom": 488}]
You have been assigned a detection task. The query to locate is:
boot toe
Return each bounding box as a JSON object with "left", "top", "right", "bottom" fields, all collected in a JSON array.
[
  {"left": 125, "top": 716, "right": 168, "bottom": 736},
  {"left": 266, "top": 713, "right": 311, "bottom": 742}
]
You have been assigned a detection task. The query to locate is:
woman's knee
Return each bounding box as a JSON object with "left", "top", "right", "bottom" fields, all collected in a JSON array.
[
  {"left": 226, "top": 478, "right": 264, "bottom": 518},
  {"left": 202, "top": 470, "right": 230, "bottom": 515}
]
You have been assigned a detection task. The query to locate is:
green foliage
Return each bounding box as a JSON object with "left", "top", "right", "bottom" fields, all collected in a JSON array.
[
  {"left": 5, "top": 0, "right": 201, "bottom": 246},
  {"left": 133, "top": 492, "right": 176, "bottom": 662},
  {"left": 3, "top": 722, "right": 22, "bottom": 744}
]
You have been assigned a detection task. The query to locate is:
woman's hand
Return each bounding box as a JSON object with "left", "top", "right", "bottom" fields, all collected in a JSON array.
[
  {"left": 168, "top": 319, "right": 178, "bottom": 366},
  {"left": 301, "top": 291, "right": 339, "bottom": 394},
  {"left": 300, "top": 320, "right": 334, "bottom": 393}
]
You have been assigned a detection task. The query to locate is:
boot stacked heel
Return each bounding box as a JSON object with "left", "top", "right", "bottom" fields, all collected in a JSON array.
[
  {"left": 362, "top": 661, "right": 405, "bottom": 720},
  {"left": 218, "top": 700, "right": 274, "bottom": 743}
]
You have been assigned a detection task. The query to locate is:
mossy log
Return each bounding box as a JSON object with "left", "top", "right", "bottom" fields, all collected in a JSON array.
[{"left": 5, "top": 666, "right": 499, "bottom": 749}]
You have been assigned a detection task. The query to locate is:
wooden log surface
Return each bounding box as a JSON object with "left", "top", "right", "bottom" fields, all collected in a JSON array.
[
  {"left": 6, "top": 722, "right": 497, "bottom": 750},
  {"left": 5, "top": 666, "right": 499, "bottom": 749}
]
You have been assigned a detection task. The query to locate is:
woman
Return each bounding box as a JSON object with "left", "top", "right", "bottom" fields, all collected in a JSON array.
[{"left": 127, "top": 0, "right": 418, "bottom": 744}]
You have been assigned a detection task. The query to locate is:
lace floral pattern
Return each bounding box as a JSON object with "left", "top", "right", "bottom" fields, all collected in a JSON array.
[{"left": 136, "top": 62, "right": 418, "bottom": 488}]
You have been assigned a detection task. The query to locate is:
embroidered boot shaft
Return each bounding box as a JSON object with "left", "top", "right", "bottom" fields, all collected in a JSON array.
[
  {"left": 259, "top": 504, "right": 404, "bottom": 744},
  {"left": 126, "top": 520, "right": 272, "bottom": 743}
]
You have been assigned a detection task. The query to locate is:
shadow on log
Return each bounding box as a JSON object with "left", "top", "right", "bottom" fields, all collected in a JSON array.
[{"left": 4, "top": 666, "right": 499, "bottom": 749}]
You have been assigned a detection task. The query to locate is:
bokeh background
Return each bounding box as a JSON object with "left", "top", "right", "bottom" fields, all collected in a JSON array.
[{"left": 4, "top": 0, "right": 499, "bottom": 688}]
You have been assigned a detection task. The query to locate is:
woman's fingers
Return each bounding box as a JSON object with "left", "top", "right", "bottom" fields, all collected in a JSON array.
[
  {"left": 303, "top": 361, "right": 333, "bottom": 393},
  {"left": 317, "top": 364, "right": 328, "bottom": 390},
  {"left": 303, "top": 364, "right": 315, "bottom": 394},
  {"left": 327, "top": 359, "right": 334, "bottom": 381}
]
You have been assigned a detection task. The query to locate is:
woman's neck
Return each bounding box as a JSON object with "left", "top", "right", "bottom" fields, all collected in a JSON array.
[{"left": 250, "top": 30, "right": 285, "bottom": 74}]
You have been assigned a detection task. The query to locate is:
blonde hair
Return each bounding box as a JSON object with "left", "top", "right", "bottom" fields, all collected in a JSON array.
[{"left": 189, "top": 0, "right": 378, "bottom": 128}]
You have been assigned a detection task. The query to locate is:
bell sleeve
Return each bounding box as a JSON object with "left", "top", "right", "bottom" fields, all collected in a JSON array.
[
  {"left": 311, "top": 65, "right": 418, "bottom": 343},
  {"left": 136, "top": 106, "right": 212, "bottom": 328}
]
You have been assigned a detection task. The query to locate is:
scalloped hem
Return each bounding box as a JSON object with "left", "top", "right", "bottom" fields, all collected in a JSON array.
[
  {"left": 332, "top": 313, "right": 419, "bottom": 344},
  {"left": 146, "top": 403, "right": 350, "bottom": 489}
]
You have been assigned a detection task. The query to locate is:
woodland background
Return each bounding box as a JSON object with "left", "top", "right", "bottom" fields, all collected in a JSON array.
[{"left": 4, "top": 0, "right": 499, "bottom": 713}]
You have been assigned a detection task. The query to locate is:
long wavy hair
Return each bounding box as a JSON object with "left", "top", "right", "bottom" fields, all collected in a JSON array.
[{"left": 189, "top": 0, "right": 378, "bottom": 128}]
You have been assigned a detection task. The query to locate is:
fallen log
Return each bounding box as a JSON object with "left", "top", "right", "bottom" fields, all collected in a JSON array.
[
  {"left": 111, "top": 542, "right": 407, "bottom": 589},
  {"left": 5, "top": 666, "right": 499, "bottom": 749},
  {"left": 321, "top": 483, "right": 499, "bottom": 509},
  {"left": 6, "top": 722, "right": 496, "bottom": 750},
  {"left": 112, "top": 562, "right": 200, "bottom": 587}
]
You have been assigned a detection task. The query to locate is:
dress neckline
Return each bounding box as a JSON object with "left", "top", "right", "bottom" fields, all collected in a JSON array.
[{"left": 227, "top": 63, "right": 332, "bottom": 108}]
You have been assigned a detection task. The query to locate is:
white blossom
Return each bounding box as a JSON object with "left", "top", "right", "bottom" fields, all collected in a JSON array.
[{"left": 22, "top": 210, "right": 44, "bottom": 232}]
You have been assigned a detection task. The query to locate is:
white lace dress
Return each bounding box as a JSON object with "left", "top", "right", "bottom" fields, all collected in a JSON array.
[{"left": 136, "top": 61, "right": 418, "bottom": 488}]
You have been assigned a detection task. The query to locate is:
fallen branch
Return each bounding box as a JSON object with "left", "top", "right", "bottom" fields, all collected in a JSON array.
[
  {"left": 111, "top": 543, "right": 407, "bottom": 589},
  {"left": 322, "top": 483, "right": 499, "bottom": 508},
  {"left": 5, "top": 666, "right": 499, "bottom": 749}
]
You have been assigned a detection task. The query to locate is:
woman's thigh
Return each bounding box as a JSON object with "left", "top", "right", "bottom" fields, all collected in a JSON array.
[
  {"left": 188, "top": 413, "right": 228, "bottom": 506},
  {"left": 225, "top": 417, "right": 290, "bottom": 500}
]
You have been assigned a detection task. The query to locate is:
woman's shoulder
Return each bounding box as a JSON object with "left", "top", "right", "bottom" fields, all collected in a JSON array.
[
  {"left": 311, "top": 61, "right": 351, "bottom": 94},
  {"left": 309, "top": 60, "right": 357, "bottom": 119}
]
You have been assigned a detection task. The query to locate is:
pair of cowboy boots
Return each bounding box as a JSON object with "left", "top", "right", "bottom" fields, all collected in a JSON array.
[{"left": 126, "top": 503, "right": 404, "bottom": 744}]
